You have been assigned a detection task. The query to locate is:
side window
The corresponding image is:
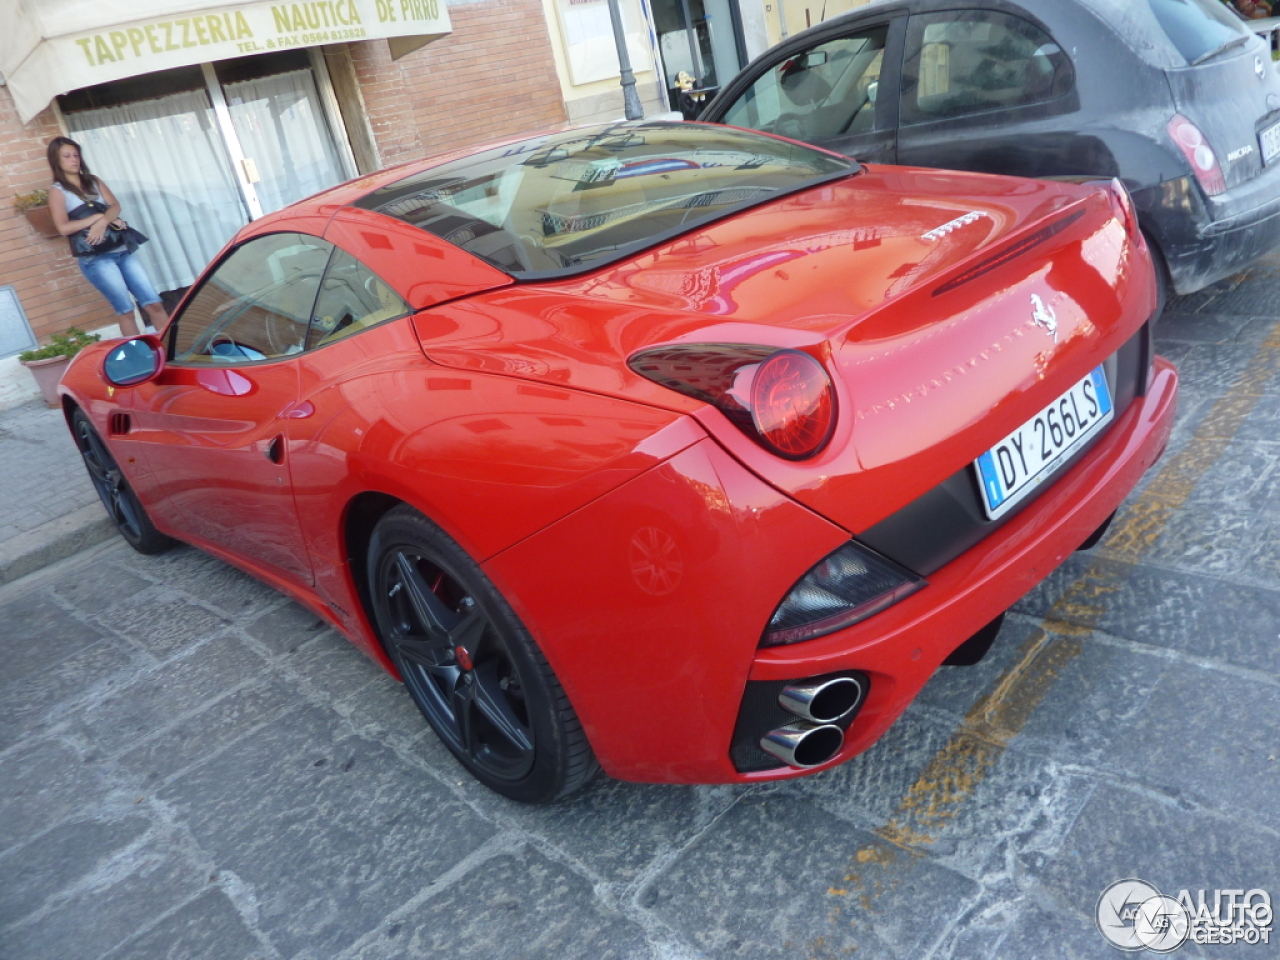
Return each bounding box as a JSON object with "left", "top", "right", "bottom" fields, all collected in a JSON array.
[
  {"left": 901, "top": 11, "right": 1073, "bottom": 125},
  {"left": 171, "top": 233, "right": 331, "bottom": 364},
  {"left": 306, "top": 249, "right": 410, "bottom": 350},
  {"left": 719, "top": 27, "right": 889, "bottom": 143}
]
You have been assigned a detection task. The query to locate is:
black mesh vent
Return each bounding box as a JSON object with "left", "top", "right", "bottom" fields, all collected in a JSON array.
[{"left": 108, "top": 413, "right": 131, "bottom": 436}]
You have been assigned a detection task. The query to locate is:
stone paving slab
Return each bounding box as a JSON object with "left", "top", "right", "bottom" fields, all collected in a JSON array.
[
  {"left": 153, "top": 702, "right": 498, "bottom": 960},
  {"left": 1101, "top": 667, "right": 1280, "bottom": 834},
  {"left": 342, "top": 844, "right": 654, "bottom": 960},
  {"left": 1014, "top": 555, "right": 1280, "bottom": 674},
  {"left": 1035, "top": 781, "right": 1280, "bottom": 960},
  {"left": 4, "top": 842, "right": 212, "bottom": 960},
  {"left": 1, "top": 273, "right": 1279, "bottom": 959},
  {"left": 643, "top": 793, "right": 982, "bottom": 959},
  {"left": 0, "top": 814, "right": 153, "bottom": 928},
  {"left": 103, "top": 891, "right": 273, "bottom": 960},
  {"left": 0, "top": 401, "right": 112, "bottom": 584},
  {"left": 911, "top": 614, "right": 1172, "bottom": 765}
]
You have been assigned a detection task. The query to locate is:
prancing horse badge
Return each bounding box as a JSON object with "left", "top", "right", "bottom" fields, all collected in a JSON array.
[{"left": 1031, "top": 293, "right": 1058, "bottom": 342}]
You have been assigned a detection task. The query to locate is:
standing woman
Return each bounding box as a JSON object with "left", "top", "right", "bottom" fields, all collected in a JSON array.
[{"left": 46, "top": 136, "right": 167, "bottom": 337}]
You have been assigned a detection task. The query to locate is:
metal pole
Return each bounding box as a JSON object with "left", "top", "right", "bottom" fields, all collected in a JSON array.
[
  {"left": 606, "top": 0, "right": 645, "bottom": 120},
  {"left": 677, "top": 0, "right": 704, "bottom": 81}
]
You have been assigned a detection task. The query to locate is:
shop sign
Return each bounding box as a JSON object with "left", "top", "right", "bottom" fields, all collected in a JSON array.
[{"left": 10, "top": 0, "right": 452, "bottom": 121}]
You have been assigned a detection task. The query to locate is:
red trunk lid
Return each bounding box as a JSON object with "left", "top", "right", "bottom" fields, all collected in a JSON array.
[{"left": 415, "top": 165, "right": 1154, "bottom": 533}]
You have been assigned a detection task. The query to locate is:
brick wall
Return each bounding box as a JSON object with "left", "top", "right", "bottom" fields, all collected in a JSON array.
[
  {"left": 0, "top": 94, "right": 119, "bottom": 348},
  {"left": 0, "top": 0, "right": 567, "bottom": 356},
  {"left": 349, "top": 0, "right": 569, "bottom": 166}
]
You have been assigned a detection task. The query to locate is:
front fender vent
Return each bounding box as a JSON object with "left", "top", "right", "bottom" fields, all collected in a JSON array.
[{"left": 108, "top": 413, "right": 131, "bottom": 436}]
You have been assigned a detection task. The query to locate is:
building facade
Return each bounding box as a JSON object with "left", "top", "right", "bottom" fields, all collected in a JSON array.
[
  {"left": 0, "top": 0, "right": 672, "bottom": 407},
  {"left": 0, "top": 0, "right": 850, "bottom": 407}
]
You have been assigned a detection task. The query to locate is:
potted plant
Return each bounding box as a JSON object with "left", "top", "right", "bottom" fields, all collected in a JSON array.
[
  {"left": 18, "top": 327, "right": 101, "bottom": 407},
  {"left": 15, "top": 189, "right": 59, "bottom": 239}
]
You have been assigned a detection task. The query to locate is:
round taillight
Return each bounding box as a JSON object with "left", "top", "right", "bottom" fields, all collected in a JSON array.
[
  {"left": 749, "top": 349, "right": 835, "bottom": 459},
  {"left": 1173, "top": 122, "right": 1202, "bottom": 150},
  {"left": 1167, "top": 114, "right": 1225, "bottom": 196}
]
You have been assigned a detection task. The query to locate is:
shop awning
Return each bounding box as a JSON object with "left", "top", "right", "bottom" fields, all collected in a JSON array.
[{"left": 0, "top": 0, "right": 451, "bottom": 123}]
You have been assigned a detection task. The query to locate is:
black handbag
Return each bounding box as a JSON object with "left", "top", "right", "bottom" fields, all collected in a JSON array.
[{"left": 67, "top": 200, "right": 149, "bottom": 258}]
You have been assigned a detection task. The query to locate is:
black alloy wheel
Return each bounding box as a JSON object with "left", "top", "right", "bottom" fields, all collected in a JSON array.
[
  {"left": 368, "top": 505, "right": 597, "bottom": 803},
  {"left": 70, "top": 409, "right": 172, "bottom": 555}
]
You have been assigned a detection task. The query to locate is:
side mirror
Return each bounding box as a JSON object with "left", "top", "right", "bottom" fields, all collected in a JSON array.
[{"left": 102, "top": 335, "right": 165, "bottom": 387}]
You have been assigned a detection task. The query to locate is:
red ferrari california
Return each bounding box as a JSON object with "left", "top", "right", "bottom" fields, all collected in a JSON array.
[{"left": 59, "top": 121, "right": 1177, "bottom": 802}]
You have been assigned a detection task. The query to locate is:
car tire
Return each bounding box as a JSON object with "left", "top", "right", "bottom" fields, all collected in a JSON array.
[
  {"left": 367, "top": 504, "right": 598, "bottom": 803},
  {"left": 70, "top": 409, "right": 173, "bottom": 555}
]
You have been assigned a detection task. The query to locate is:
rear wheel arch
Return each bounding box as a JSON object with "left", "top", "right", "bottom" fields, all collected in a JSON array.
[
  {"left": 341, "top": 489, "right": 542, "bottom": 660},
  {"left": 1129, "top": 172, "right": 1208, "bottom": 295},
  {"left": 1141, "top": 229, "right": 1174, "bottom": 322},
  {"left": 362, "top": 501, "right": 599, "bottom": 801},
  {"left": 341, "top": 490, "right": 552, "bottom": 664},
  {"left": 342, "top": 490, "right": 405, "bottom": 654}
]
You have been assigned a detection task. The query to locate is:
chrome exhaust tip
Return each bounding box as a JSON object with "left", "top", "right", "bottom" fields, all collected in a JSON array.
[
  {"left": 778, "top": 675, "right": 864, "bottom": 725},
  {"left": 759, "top": 723, "right": 844, "bottom": 768}
]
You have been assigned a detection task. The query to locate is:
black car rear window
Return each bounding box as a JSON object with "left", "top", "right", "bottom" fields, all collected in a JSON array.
[
  {"left": 352, "top": 121, "right": 854, "bottom": 278},
  {"left": 1146, "top": 0, "right": 1253, "bottom": 64}
]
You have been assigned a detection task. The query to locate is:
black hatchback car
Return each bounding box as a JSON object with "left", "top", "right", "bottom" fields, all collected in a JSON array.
[{"left": 700, "top": 0, "right": 1280, "bottom": 299}]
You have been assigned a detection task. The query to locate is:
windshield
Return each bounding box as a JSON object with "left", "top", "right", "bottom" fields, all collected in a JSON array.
[
  {"left": 1146, "top": 0, "right": 1253, "bottom": 65},
  {"left": 352, "top": 121, "right": 855, "bottom": 278}
]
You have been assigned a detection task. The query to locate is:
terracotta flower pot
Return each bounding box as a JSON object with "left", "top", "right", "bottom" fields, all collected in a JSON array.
[
  {"left": 22, "top": 205, "right": 60, "bottom": 239},
  {"left": 20, "top": 354, "right": 72, "bottom": 407}
]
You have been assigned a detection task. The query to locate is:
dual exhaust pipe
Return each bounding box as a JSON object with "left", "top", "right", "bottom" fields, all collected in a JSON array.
[{"left": 759, "top": 675, "right": 864, "bottom": 769}]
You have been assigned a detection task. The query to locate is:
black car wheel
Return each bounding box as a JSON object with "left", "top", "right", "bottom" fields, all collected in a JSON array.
[
  {"left": 71, "top": 409, "right": 172, "bottom": 555},
  {"left": 368, "top": 505, "right": 597, "bottom": 803}
]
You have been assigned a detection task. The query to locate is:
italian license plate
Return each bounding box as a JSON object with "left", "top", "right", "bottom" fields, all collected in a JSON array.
[
  {"left": 1261, "top": 120, "right": 1280, "bottom": 166},
  {"left": 974, "top": 366, "right": 1113, "bottom": 520}
]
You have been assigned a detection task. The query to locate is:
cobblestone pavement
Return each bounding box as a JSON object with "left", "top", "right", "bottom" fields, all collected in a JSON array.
[
  {"left": 2, "top": 262, "right": 1279, "bottom": 959},
  {"left": 0, "top": 401, "right": 113, "bottom": 584}
]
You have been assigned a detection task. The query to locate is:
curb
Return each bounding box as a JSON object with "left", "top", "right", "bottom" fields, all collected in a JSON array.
[{"left": 0, "top": 504, "right": 116, "bottom": 585}]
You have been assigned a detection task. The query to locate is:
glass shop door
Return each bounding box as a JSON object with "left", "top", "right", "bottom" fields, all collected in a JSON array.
[
  {"left": 651, "top": 0, "right": 748, "bottom": 116},
  {"left": 61, "top": 50, "right": 354, "bottom": 306}
]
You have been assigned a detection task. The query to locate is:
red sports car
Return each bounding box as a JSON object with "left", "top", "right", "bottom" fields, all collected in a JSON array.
[{"left": 60, "top": 121, "right": 1177, "bottom": 803}]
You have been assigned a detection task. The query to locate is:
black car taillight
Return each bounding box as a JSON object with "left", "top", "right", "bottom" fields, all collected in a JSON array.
[
  {"left": 763, "top": 540, "right": 925, "bottom": 647},
  {"left": 628, "top": 343, "right": 836, "bottom": 459},
  {"left": 1168, "top": 114, "right": 1226, "bottom": 197}
]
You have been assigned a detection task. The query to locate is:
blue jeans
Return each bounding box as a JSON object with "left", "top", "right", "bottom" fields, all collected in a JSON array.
[{"left": 78, "top": 249, "right": 161, "bottom": 315}]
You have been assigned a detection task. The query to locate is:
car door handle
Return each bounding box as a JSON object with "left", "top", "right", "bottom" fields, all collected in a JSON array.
[{"left": 265, "top": 435, "right": 284, "bottom": 464}]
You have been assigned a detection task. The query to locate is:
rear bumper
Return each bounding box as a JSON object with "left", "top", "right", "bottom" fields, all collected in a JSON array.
[
  {"left": 739, "top": 357, "right": 1177, "bottom": 782},
  {"left": 484, "top": 358, "right": 1176, "bottom": 784},
  {"left": 1144, "top": 168, "right": 1280, "bottom": 294}
]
